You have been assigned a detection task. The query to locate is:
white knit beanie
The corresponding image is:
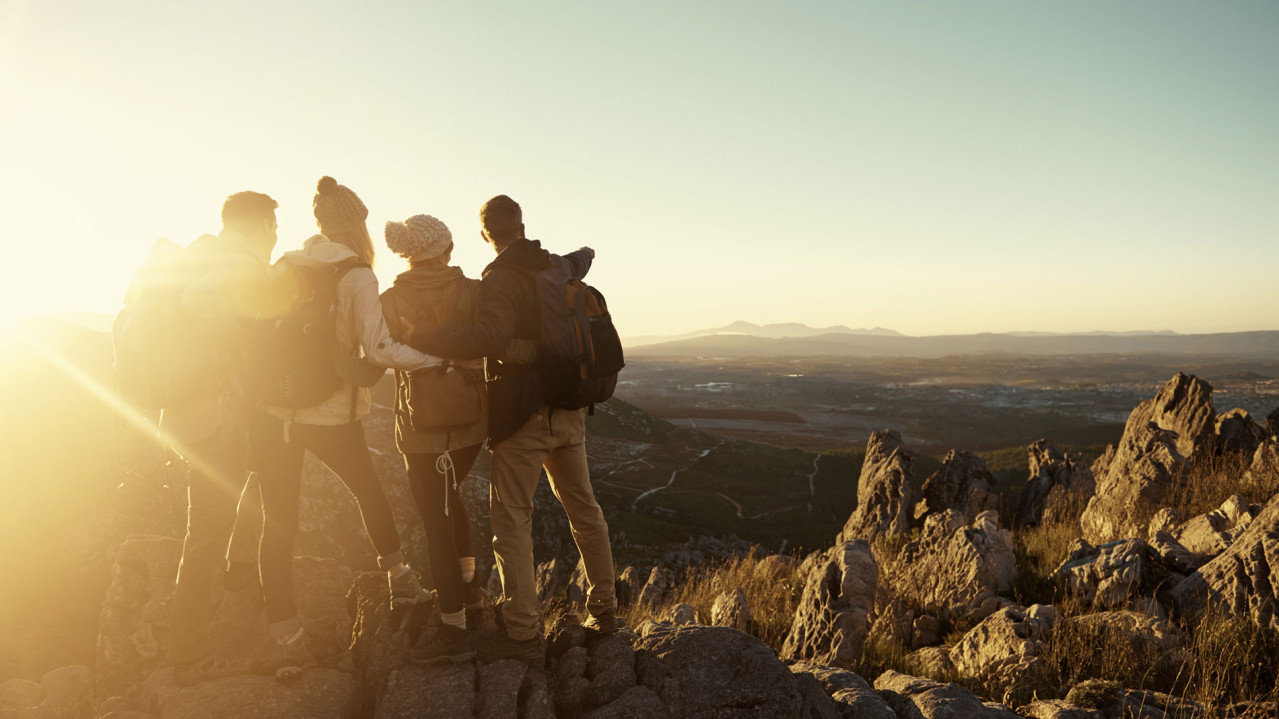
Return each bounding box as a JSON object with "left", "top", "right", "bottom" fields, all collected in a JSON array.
[{"left": 384, "top": 214, "right": 452, "bottom": 261}]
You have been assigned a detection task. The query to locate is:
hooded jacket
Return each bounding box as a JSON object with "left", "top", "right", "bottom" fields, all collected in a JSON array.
[
  {"left": 407, "top": 238, "right": 592, "bottom": 446},
  {"left": 380, "top": 263, "right": 487, "bottom": 454},
  {"left": 265, "top": 235, "right": 438, "bottom": 429}
]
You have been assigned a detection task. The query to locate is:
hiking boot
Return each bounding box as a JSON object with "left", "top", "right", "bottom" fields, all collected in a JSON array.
[
  {"left": 257, "top": 632, "right": 316, "bottom": 681},
  {"left": 477, "top": 630, "right": 543, "bottom": 663},
  {"left": 223, "top": 561, "right": 259, "bottom": 592},
  {"left": 582, "top": 610, "right": 619, "bottom": 637},
  {"left": 388, "top": 568, "right": 431, "bottom": 609},
  {"left": 174, "top": 652, "right": 240, "bottom": 687},
  {"left": 409, "top": 624, "right": 476, "bottom": 664}
]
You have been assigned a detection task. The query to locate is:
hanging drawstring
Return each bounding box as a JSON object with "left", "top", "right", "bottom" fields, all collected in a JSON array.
[{"left": 437, "top": 444, "right": 457, "bottom": 516}]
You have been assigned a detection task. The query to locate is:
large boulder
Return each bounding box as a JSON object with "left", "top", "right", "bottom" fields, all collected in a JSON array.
[
  {"left": 637, "top": 566, "right": 676, "bottom": 611},
  {"left": 889, "top": 510, "right": 1016, "bottom": 621},
  {"left": 96, "top": 536, "right": 354, "bottom": 700},
  {"left": 709, "top": 588, "right": 751, "bottom": 633},
  {"left": 1018, "top": 440, "right": 1095, "bottom": 527},
  {"left": 873, "top": 670, "right": 1019, "bottom": 718},
  {"left": 636, "top": 625, "right": 817, "bottom": 718},
  {"left": 916, "top": 450, "right": 999, "bottom": 523},
  {"left": 1080, "top": 373, "right": 1214, "bottom": 544},
  {"left": 1052, "top": 538, "right": 1166, "bottom": 608},
  {"left": 780, "top": 540, "right": 877, "bottom": 670},
  {"left": 0, "top": 665, "right": 93, "bottom": 719},
  {"left": 1215, "top": 409, "right": 1267, "bottom": 457},
  {"left": 1171, "top": 494, "right": 1260, "bottom": 560},
  {"left": 949, "top": 605, "right": 1055, "bottom": 691},
  {"left": 1170, "top": 493, "right": 1279, "bottom": 630},
  {"left": 839, "top": 430, "right": 917, "bottom": 545},
  {"left": 788, "top": 662, "right": 895, "bottom": 719}
]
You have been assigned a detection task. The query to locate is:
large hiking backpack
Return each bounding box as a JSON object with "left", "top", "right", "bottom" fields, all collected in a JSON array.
[
  {"left": 391, "top": 281, "right": 486, "bottom": 433},
  {"left": 113, "top": 238, "right": 221, "bottom": 411},
  {"left": 523, "top": 259, "right": 625, "bottom": 410},
  {"left": 252, "top": 258, "right": 365, "bottom": 409}
]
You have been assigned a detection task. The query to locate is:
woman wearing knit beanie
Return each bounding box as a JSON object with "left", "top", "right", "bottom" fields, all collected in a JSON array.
[
  {"left": 251, "top": 178, "right": 442, "bottom": 677},
  {"left": 380, "top": 213, "right": 487, "bottom": 664}
]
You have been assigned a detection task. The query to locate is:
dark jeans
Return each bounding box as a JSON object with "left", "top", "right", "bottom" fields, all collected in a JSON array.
[
  {"left": 252, "top": 413, "right": 404, "bottom": 633},
  {"left": 404, "top": 444, "right": 480, "bottom": 614}
]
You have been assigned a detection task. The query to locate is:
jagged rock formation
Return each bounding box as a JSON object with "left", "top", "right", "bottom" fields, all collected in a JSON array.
[
  {"left": 915, "top": 450, "right": 999, "bottom": 523},
  {"left": 1052, "top": 538, "right": 1165, "bottom": 608},
  {"left": 1171, "top": 492, "right": 1279, "bottom": 631},
  {"left": 874, "top": 670, "right": 1019, "bottom": 718},
  {"left": 1018, "top": 440, "right": 1095, "bottom": 527},
  {"left": 1215, "top": 408, "right": 1267, "bottom": 457},
  {"left": 637, "top": 566, "right": 676, "bottom": 610},
  {"left": 949, "top": 605, "right": 1055, "bottom": 691},
  {"left": 1080, "top": 373, "right": 1215, "bottom": 544},
  {"left": 1169, "top": 494, "right": 1260, "bottom": 561},
  {"left": 780, "top": 541, "right": 877, "bottom": 669},
  {"left": 889, "top": 510, "right": 1016, "bottom": 621},
  {"left": 839, "top": 430, "right": 917, "bottom": 546}
]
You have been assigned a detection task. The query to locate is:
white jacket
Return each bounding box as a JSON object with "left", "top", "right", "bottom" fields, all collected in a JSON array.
[{"left": 266, "top": 235, "right": 439, "bottom": 428}]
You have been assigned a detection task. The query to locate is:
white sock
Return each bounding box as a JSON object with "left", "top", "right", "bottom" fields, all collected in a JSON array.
[
  {"left": 391, "top": 565, "right": 411, "bottom": 579},
  {"left": 441, "top": 610, "right": 466, "bottom": 630},
  {"left": 459, "top": 557, "right": 476, "bottom": 584},
  {"left": 279, "top": 628, "right": 304, "bottom": 645}
]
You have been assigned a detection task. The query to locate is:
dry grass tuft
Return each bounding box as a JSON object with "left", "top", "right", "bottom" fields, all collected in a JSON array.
[{"left": 622, "top": 548, "right": 806, "bottom": 650}]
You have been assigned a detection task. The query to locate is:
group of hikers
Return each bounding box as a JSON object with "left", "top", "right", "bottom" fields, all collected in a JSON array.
[{"left": 115, "top": 178, "right": 625, "bottom": 685}]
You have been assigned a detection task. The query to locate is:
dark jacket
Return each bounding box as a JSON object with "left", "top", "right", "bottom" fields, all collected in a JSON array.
[{"left": 408, "top": 238, "right": 592, "bottom": 446}]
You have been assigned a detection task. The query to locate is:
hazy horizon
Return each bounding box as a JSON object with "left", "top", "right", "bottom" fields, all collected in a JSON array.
[{"left": 2, "top": 2, "right": 1276, "bottom": 337}]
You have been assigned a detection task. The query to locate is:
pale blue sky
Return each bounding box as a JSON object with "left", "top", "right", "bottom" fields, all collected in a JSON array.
[{"left": 1, "top": 1, "right": 1276, "bottom": 336}]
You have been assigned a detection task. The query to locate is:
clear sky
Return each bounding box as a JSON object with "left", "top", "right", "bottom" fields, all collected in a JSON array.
[{"left": 1, "top": 1, "right": 1276, "bottom": 337}]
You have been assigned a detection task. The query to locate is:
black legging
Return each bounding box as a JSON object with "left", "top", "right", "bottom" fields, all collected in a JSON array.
[
  {"left": 253, "top": 412, "right": 403, "bottom": 627},
  {"left": 404, "top": 444, "right": 480, "bottom": 615}
]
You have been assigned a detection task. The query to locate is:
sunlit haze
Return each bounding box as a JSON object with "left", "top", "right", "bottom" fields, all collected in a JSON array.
[{"left": 1, "top": 1, "right": 1276, "bottom": 337}]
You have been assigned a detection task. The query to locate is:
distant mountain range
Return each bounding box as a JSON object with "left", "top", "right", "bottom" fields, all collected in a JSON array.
[
  {"left": 628, "top": 323, "right": 1279, "bottom": 359},
  {"left": 627, "top": 321, "right": 903, "bottom": 347}
]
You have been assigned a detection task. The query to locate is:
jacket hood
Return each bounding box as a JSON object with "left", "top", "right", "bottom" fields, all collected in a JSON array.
[
  {"left": 392, "top": 263, "right": 466, "bottom": 292},
  {"left": 278, "top": 234, "right": 360, "bottom": 269},
  {"left": 484, "top": 238, "right": 550, "bottom": 277}
]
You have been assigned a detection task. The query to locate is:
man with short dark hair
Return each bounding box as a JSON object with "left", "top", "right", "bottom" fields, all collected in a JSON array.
[
  {"left": 164, "top": 191, "right": 277, "bottom": 685},
  {"left": 404, "top": 195, "right": 618, "bottom": 661}
]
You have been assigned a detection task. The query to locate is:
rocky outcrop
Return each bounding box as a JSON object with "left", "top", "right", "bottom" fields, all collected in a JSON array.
[
  {"left": 1172, "top": 494, "right": 1260, "bottom": 560},
  {"left": 873, "top": 670, "right": 1020, "bottom": 718},
  {"left": 916, "top": 450, "right": 999, "bottom": 523},
  {"left": 889, "top": 510, "right": 1016, "bottom": 621},
  {"left": 1080, "top": 373, "right": 1215, "bottom": 544},
  {"left": 637, "top": 625, "right": 833, "bottom": 718},
  {"left": 637, "top": 566, "right": 676, "bottom": 611},
  {"left": 1052, "top": 538, "right": 1167, "bottom": 608},
  {"left": 949, "top": 605, "right": 1055, "bottom": 691},
  {"left": 780, "top": 540, "right": 877, "bottom": 669},
  {"left": 839, "top": 429, "right": 917, "bottom": 545},
  {"left": 129, "top": 667, "right": 358, "bottom": 719},
  {"left": 709, "top": 588, "right": 751, "bottom": 632},
  {"left": 788, "top": 662, "right": 896, "bottom": 719},
  {"left": 0, "top": 665, "right": 93, "bottom": 719},
  {"left": 1171, "top": 492, "right": 1279, "bottom": 631},
  {"left": 1018, "top": 440, "right": 1095, "bottom": 527},
  {"left": 1215, "top": 409, "right": 1267, "bottom": 457},
  {"left": 1058, "top": 611, "right": 1184, "bottom": 661}
]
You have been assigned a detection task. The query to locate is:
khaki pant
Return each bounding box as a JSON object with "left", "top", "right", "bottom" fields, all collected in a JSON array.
[{"left": 490, "top": 407, "right": 615, "bottom": 641}]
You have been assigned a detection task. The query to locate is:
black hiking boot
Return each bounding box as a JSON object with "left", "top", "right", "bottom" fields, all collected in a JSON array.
[
  {"left": 388, "top": 567, "right": 431, "bottom": 609},
  {"left": 409, "top": 624, "right": 476, "bottom": 664},
  {"left": 256, "top": 631, "right": 317, "bottom": 681},
  {"left": 582, "top": 609, "right": 619, "bottom": 637}
]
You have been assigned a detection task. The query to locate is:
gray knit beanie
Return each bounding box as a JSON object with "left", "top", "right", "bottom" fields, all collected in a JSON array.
[
  {"left": 313, "top": 176, "right": 368, "bottom": 235},
  {"left": 385, "top": 214, "right": 453, "bottom": 261}
]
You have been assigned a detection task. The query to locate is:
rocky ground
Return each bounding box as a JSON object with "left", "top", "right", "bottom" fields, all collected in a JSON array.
[{"left": 4, "top": 372, "right": 1279, "bottom": 718}]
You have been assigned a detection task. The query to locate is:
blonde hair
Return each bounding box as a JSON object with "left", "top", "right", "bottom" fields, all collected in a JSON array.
[{"left": 326, "top": 223, "right": 376, "bottom": 266}]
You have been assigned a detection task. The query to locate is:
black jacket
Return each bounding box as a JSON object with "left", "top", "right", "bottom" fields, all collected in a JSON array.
[{"left": 408, "top": 238, "right": 592, "bottom": 446}]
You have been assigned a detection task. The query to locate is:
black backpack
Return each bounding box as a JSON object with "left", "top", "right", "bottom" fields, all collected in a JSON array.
[
  {"left": 522, "top": 258, "right": 624, "bottom": 410},
  {"left": 252, "top": 258, "right": 366, "bottom": 409},
  {"left": 113, "top": 238, "right": 221, "bottom": 410}
]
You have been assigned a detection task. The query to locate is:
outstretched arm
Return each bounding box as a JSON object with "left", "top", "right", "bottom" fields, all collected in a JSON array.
[
  {"left": 408, "top": 270, "right": 518, "bottom": 360},
  {"left": 350, "top": 269, "right": 440, "bottom": 370}
]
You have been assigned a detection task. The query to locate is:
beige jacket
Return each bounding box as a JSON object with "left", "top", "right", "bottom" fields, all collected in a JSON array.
[
  {"left": 158, "top": 231, "right": 269, "bottom": 446},
  {"left": 265, "top": 235, "right": 439, "bottom": 428}
]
